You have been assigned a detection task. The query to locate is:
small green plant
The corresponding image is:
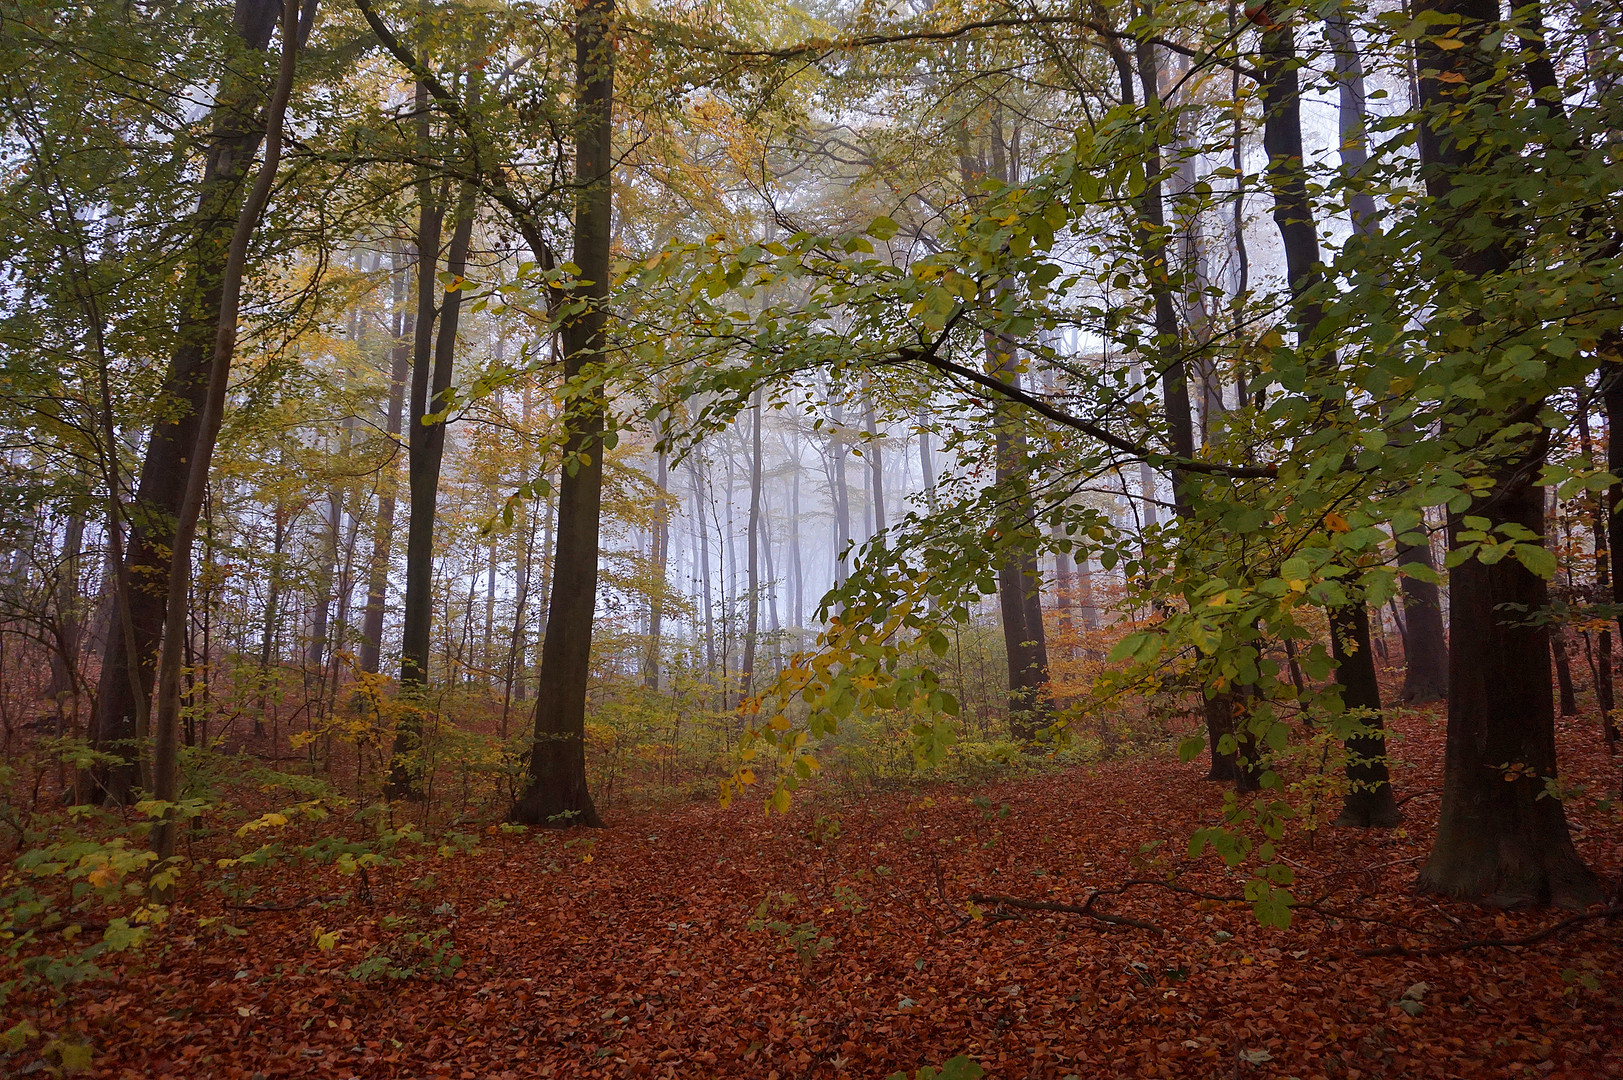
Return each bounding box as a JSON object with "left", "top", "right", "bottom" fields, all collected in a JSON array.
[
  {"left": 886, "top": 1055, "right": 984, "bottom": 1080},
  {"left": 747, "top": 892, "right": 835, "bottom": 965},
  {"left": 807, "top": 814, "right": 842, "bottom": 845},
  {"left": 971, "top": 795, "right": 1010, "bottom": 823},
  {"left": 348, "top": 927, "right": 463, "bottom": 982}
]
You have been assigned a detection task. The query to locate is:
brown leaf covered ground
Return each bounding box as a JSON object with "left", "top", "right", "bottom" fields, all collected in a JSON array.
[{"left": 23, "top": 708, "right": 1623, "bottom": 1079}]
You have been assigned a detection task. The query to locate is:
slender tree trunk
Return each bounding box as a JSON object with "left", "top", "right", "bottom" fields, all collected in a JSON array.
[
  {"left": 644, "top": 445, "right": 669, "bottom": 691},
  {"left": 388, "top": 168, "right": 475, "bottom": 798},
  {"left": 829, "top": 405, "right": 852, "bottom": 588},
  {"left": 1603, "top": 353, "right": 1623, "bottom": 753},
  {"left": 740, "top": 391, "right": 763, "bottom": 700},
  {"left": 864, "top": 395, "right": 885, "bottom": 537},
  {"left": 1111, "top": 35, "right": 1234, "bottom": 783},
  {"left": 308, "top": 478, "right": 340, "bottom": 671},
  {"left": 360, "top": 251, "right": 414, "bottom": 675},
  {"left": 47, "top": 510, "right": 85, "bottom": 706},
  {"left": 83, "top": 0, "right": 291, "bottom": 805},
  {"left": 151, "top": 0, "right": 300, "bottom": 860},
  {"left": 1577, "top": 395, "right": 1620, "bottom": 749},
  {"left": 1326, "top": 7, "right": 1449, "bottom": 703},
  {"left": 1258, "top": 5, "right": 1398, "bottom": 822},
  {"left": 790, "top": 452, "right": 804, "bottom": 629},
  {"left": 1551, "top": 624, "right": 1579, "bottom": 716},
  {"left": 691, "top": 468, "right": 716, "bottom": 687},
  {"left": 1412, "top": 0, "right": 1600, "bottom": 906},
  {"left": 511, "top": 0, "right": 614, "bottom": 827}
]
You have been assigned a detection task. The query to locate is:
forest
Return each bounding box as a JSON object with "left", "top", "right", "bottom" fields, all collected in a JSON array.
[{"left": 0, "top": 0, "right": 1620, "bottom": 1074}]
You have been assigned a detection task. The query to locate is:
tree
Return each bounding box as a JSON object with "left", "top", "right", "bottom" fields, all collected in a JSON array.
[
  {"left": 510, "top": 0, "right": 615, "bottom": 828},
  {"left": 1255, "top": 3, "right": 1399, "bottom": 827},
  {"left": 150, "top": 0, "right": 302, "bottom": 860},
  {"left": 1411, "top": 0, "right": 1601, "bottom": 907},
  {"left": 1325, "top": 4, "right": 1448, "bottom": 704},
  {"left": 82, "top": 0, "right": 294, "bottom": 805}
]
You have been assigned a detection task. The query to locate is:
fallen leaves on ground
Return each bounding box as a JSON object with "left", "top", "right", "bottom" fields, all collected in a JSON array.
[{"left": 14, "top": 706, "right": 1623, "bottom": 1079}]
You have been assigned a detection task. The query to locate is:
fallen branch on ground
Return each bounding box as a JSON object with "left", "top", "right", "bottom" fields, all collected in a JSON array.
[
  {"left": 967, "top": 892, "right": 1164, "bottom": 933},
  {"left": 1358, "top": 906, "right": 1623, "bottom": 957}
]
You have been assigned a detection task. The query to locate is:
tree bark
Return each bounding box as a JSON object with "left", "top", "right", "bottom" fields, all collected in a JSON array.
[
  {"left": 151, "top": 0, "right": 301, "bottom": 861},
  {"left": 82, "top": 0, "right": 291, "bottom": 805},
  {"left": 1327, "top": 7, "right": 1449, "bottom": 703},
  {"left": 387, "top": 169, "right": 475, "bottom": 799},
  {"left": 1412, "top": 0, "right": 1600, "bottom": 907},
  {"left": 740, "top": 391, "right": 763, "bottom": 700},
  {"left": 643, "top": 444, "right": 669, "bottom": 691},
  {"left": 359, "top": 250, "right": 415, "bottom": 675},
  {"left": 1259, "top": 5, "right": 1398, "bottom": 821},
  {"left": 510, "top": 0, "right": 614, "bottom": 828}
]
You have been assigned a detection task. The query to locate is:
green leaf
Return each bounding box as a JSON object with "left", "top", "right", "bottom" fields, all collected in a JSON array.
[
  {"left": 868, "top": 216, "right": 900, "bottom": 240},
  {"left": 1511, "top": 542, "right": 1557, "bottom": 579},
  {"left": 1177, "top": 735, "right": 1206, "bottom": 763}
]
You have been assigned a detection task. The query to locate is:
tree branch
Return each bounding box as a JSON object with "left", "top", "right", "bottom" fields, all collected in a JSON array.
[
  {"left": 893, "top": 345, "right": 1277, "bottom": 479},
  {"left": 968, "top": 892, "right": 1164, "bottom": 933},
  {"left": 352, "top": 0, "right": 563, "bottom": 306}
]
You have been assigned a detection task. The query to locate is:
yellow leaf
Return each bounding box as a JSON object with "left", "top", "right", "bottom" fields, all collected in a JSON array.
[{"left": 1324, "top": 512, "right": 1351, "bottom": 533}]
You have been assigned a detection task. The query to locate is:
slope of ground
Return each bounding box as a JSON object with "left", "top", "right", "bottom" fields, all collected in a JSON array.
[{"left": 17, "top": 708, "right": 1623, "bottom": 1079}]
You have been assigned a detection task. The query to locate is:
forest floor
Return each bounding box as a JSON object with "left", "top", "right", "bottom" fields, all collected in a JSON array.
[{"left": 22, "top": 705, "right": 1623, "bottom": 1080}]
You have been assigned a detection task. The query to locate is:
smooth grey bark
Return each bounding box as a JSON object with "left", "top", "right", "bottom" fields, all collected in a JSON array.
[
  {"left": 359, "top": 250, "right": 414, "bottom": 675},
  {"left": 741, "top": 391, "right": 763, "bottom": 699},
  {"left": 151, "top": 0, "right": 301, "bottom": 861},
  {"left": 511, "top": 0, "right": 615, "bottom": 827},
  {"left": 84, "top": 0, "right": 296, "bottom": 805},
  {"left": 643, "top": 444, "right": 669, "bottom": 691},
  {"left": 387, "top": 168, "right": 475, "bottom": 799}
]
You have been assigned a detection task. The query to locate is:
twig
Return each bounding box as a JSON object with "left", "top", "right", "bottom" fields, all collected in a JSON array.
[
  {"left": 1358, "top": 906, "right": 1623, "bottom": 957},
  {"left": 967, "top": 892, "right": 1164, "bottom": 934},
  {"left": 225, "top": 894, "right": 340, "bottom": 913}
]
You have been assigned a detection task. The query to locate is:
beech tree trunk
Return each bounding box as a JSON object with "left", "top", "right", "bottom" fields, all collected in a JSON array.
[
  {"left": 387, "top": 171, "right": 475, "bottom": 799},
  {"left": 1110, "top": 35, "right": 1235, "bottom": 783},
  {"left": 150, "top": 0, "right": 301, "bottom": 861},
  {"left": 1326, "top": 7, "right": 1450, "bottom": 703},
  {"left": 82, "top": 0, "right": 289, "bottom": 805},
  {"left": 510, "top": 0, "right": 614, "bottom": 828},
  {"left": 360, "top": 251, "right": 415, "bottom": 675},
  {"left": 644, "top": 445, "right": 668, "bottom": 691},
  {"left": 740, "top": 392, "right": 762, "bottom": 699},
  {"left": 1260, "top": 5, "right": 1398, "bottom": 823},
  {"left": 1412, "top": 0, "right": 1599, "bottom": 907}
]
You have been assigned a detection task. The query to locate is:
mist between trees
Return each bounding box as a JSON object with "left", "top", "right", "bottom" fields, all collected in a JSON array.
[{"left": 0, "top": 0, "right": 1620, "bottom": 1072}]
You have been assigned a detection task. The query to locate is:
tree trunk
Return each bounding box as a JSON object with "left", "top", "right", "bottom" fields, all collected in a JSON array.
[
  {"left": 643, "top": 445, "right": 668, "bottom": 691},
  {"left": 1551, "top": 624, "right": 1579, "bottom": 716},
  {"left": 510, "top": 0, "right": 614, "bottom": 828},
  {"left": 864, "top": 395, "right": 885, "bottom": 536},
  {"left": 1603, "top": 358, "right": 1623, "bottom": 753},
  {"left": 1411, "top": 0, "right": 1599, "bottom": 907},
  {"left": 150, "top": 0, "right": 301, "bottom": 861},
  {"left": 1111, "top": 35, "right": 1231, "bottom": 782},
  {"left": 1327, "top": 7, "right": 1450, "bottom": 703},
  {"left": 82, "top": 0, "right": 290, "bottom": 805},
  {"left": 1259, "top": 6, "right": 1396, "bottom": 820},
  {"left": 740, "top": 391, "right": 762, "bottom": 700},
  {"left": 1329, "top": 604, "right": 1402, "bottom": 827},
  {"left": 989, "top": 348, "right": 1050, "bottom": 741},
  {"left": 829, "top": 404, "right": 852, "bottom": 589},
  {"left": 388, "top": 170, "right": 475, "bottom": 799},
  {"left": 359, "top": 250, "right": 414, "bottom": 675},
  {"left": 1576, "top": 394, "right": 1620, "bottom": 750}
]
